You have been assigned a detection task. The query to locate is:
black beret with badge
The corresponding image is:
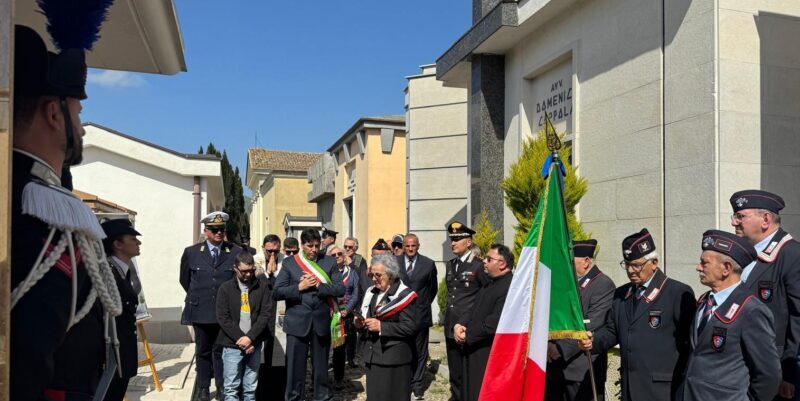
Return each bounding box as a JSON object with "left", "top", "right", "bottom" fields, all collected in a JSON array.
[
  {"left": 701, "top": 229, "right": 757, "bottom": 268},
  {"left": 622, "top": 228, "right": 656, "bottom": 261},
  {"left": 573, "top": 239, "right": 598, "bottom": 258},
  {"left": 730, "top": 189, "right": 785, "bottom": 214},
  {"left": 447, "top": 221, "right": 476, "bottom": 240}
]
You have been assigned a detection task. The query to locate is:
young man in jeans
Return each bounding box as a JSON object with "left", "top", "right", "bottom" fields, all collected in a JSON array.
[{"left": 216, "top": 252, "right": 275, "bottom": 401}]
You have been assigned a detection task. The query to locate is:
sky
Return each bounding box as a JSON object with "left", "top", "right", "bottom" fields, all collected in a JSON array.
[{"left": 82, "top": 2, "right": 472, "bottom": 192}]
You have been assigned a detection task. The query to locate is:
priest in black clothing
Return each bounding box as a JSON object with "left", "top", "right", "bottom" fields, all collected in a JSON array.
[{"left": 453, "top": 244, "right": 515, "bottom": 401}]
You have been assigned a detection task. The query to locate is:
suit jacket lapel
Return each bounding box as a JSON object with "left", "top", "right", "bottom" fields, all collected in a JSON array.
[{"left": 200, "top": 243, "right": 215, "bottom": 267}]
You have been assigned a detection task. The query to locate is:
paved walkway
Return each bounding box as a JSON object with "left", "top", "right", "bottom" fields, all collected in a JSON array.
[{"left": 126, "top": 329, "right": 448, "bottom": 401}]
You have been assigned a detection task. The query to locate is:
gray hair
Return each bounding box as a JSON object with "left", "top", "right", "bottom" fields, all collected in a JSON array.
[
  {"left": 345, "top": 236, "right": 359, "bottom": 247},
  {"left": 644, "top": 251, "right": 659, "bottom": 262},
  {"left": 370, "top": 254, "right": 400, "bottom": 282},
  {"left": 717, "top": 253, "right": 744, "bottom": 275},
  {"left": 757, "top": 209, "right": 781, "bottom": 224}
]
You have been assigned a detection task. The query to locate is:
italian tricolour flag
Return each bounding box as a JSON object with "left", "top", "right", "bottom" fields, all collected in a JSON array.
[{"left": 478, "top": 156, "right": 587, "bottom": 401}]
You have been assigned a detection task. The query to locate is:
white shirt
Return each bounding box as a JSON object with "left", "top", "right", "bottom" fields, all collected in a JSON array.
[
  {"left": 111, "top": 256, "right": 130, "bottom": 276},
  {"left": 741, "top": 230, "right": 778, "bottom": 282}
]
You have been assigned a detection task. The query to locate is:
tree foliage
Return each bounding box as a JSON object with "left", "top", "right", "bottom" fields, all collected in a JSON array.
[
  {"left": 200, "top": 143, "right": 249, "bottom": 244},
  {"left": 501, "top": 133, "right": 589, "bottom": 257},
  {"left": 473, "top": 210, "right": 500, "bottom": 256}
]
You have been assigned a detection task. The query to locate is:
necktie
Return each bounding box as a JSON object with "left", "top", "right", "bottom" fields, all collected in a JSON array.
[
  {"left": 697, "top": 294, "right": 716, "bottom": 335},
  {"left": 407, "top": 258, "right": 415, "bottom": 276},
  {"left": 212, "top": 248, "right": 219, "bottom": 265},
  {"left": 636, "top": 285, "right": 646, "bottom": 299}
]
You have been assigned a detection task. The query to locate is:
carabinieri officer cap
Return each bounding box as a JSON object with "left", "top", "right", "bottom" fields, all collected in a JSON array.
[
  {"left": 372, "top": 238, "right": 390, "bottom": 251},
  {"left": 447, "top": 221, "right": 475, "bottom": 240},
  {"left": 730, "top": 190, "right": 785, "bottom": 214},
  {"left": 573, "top": 239, "right": 598, "bottom": 258},
  {"left": 622, "top": 228, "right": 656, "bottom": 261},
  {"left": 701, "top": 230, "right": 757, "bottom": 268}
]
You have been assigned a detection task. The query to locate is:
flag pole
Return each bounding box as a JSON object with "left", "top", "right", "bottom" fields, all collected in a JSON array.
[{"left": 544, "top": 114, "right": 599, "bottom": 401}]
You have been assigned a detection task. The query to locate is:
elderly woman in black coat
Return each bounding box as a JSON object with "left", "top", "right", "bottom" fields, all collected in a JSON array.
[{"left": 355, "top": 254, "right": 418, "bottom": 401}]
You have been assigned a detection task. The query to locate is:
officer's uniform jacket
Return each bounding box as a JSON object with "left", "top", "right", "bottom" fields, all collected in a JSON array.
[
  {"left": 593, "top": 269, "right": 696, "bottom": 401},
  {"left": 444, "top": 252, "right": 489, "bottom": 338},
  {"left": 179, "top": 241, "right": 243, "bottom": 325},
  {"left": 553, "top": 265, "right": 615, "bottom": 383},
  {"left": 108, "top": 257, "right": 140, "bottom": 379},
  {"left": 680, "top": 284, "right": 780, "bottom": 401},
  {"left": 740, "top": 228, "right": 800, "bottom": 382}
]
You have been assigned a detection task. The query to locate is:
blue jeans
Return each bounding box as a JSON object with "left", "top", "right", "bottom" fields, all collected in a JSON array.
[{"left": 222, "top": 343, "right": 262, "bottom": 401}]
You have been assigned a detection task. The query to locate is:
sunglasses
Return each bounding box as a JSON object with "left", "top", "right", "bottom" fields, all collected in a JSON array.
[
  {"left": 207, "top": 227, "right": 225, "bottom": 233},
  {"left": 285, "top": 250, "right": 298, "bottom": 255},
  {"left": 344, "top": 245, "right": 355, "bottom": 250},
  {"left": 264, "top": 249, "right": 279, "bottom": 254},
  {"left": 332, "top": 252, "right": 344, "bottom": 257}
]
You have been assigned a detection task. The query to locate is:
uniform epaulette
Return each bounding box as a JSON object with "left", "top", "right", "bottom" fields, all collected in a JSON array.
[{"left": 21, "top": 180, "right": 105, "bottom": 240}]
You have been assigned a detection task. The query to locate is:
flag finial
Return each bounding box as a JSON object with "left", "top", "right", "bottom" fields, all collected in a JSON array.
[{"left": 544, "top": 112, "right": 561, "bottom": 151}]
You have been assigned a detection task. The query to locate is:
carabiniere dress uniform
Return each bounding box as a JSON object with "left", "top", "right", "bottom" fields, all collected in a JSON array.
[
  {"left": 729, "top": 190, "right": 800, "bottom": 390},
  {"left": 592, "top": 229, "right": 696, "bottom": 401},
  {"left": 444, "top": 221, "right": 489, "bottom": 401},
  {"left": 548, "top": 239, "right": 615, "bottom": 401},
  {"left": 679, "top": 230, "right": 781, "bottom": 401}
]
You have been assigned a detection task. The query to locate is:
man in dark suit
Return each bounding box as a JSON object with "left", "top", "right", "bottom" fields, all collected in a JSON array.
[
  {"left": 454, "top": 244, "right": 514, "bottom": 401},
  {"left": 580, "top": 228, "right": 696, "bottom": 401},
  {"left": 179, "top": 211, "right": 243, "bottom": 401},
  {"left": 274, "top": 228, "right": 345, "bottom": 401},
  {"left": 679, "top": 230, "right": 780, "bottom": 401},
  {"left": 101, "top": 219, "right": 142, "bottom": 401},
  {"left": 397, "top": 233, "right": 439, "bottom": 400},
  {"left": 729, "top": 190, "right": 800, "bottom": 400},
  {"left": 547, "top": 239, "right": 615, "bottom": 401},
  {"left": 444, "top": 221, "right": 489, "bottom": 401}
]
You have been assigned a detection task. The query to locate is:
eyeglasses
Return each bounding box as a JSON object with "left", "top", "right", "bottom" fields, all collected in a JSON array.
[
  {"left": 369, "top": 272, "right": 386, "bottom": 279},
  {"left": 207, "top": 227, "right": 225, "bottom": 233},
  {"left": 391, "top": 243, "right": 403, "bottom": 249},
  {"left": 332, "top": 252, "right": 343, "bottom": 257},
  {"left": 264, "top": 249, "right": 279, "bottom": 254},
  {"left": 730, "top": 212, "right": 758, "bottom": 223},
  {"left": 285, "top": 249, "right": 298, "bottom": 255},
  {"left": 343, "top": 245, "right": 355, "bottom": 250},
  {"left": 619, "top": 259, "right": 652, "bottom": 271},
  {"left": 484, "top": 256, "right": 504, "bottom": 264}
]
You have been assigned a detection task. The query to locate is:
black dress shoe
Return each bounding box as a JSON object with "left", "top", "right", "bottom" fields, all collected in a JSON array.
[{"left": 197, "top": 388, "right": 211, "bottom": 401}]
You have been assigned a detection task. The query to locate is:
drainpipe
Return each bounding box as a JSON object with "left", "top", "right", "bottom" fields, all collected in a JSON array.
[{"left": 193, "top": 176, "right": 201, "bottom": 243}]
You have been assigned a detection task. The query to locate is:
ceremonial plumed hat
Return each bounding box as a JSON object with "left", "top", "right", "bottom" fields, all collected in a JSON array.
[
  {"left": 621, "top": 228, "right": 656, "bottom": 261},
  {"left": 15, "top": 25, "right": 88, "bottom": 100},
  {"left": 701, "top": 230, "right": 756, "bottom": 269},
  {"left": 101, "top": 218, "right": 141, "bottom": 237},
  {"left": 730, "top": 190, "right": 785, "bottom": 214},
  {"left": 573, "top": 239, "right": 598, "bottom": 258},
  {"left": 447, "top": 221, "right": 475, "bottom": 240},
  {"left": 372, "top": 238, "right": 391, "bottom": 251},
  {"left": 201, "top": 211, "right": 229, "bottom": 227},
  {"left": 391, "top": 234, "right": 405, "bottom": 246}
]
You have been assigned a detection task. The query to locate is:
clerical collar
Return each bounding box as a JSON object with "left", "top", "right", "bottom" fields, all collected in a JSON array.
[{"left": 14, "top": 149, "right": 61, "bottom": 186}]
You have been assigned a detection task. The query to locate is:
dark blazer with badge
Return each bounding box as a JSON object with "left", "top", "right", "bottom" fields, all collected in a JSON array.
[
  {"left": 740, "top": 228, "right": 800, "bottom": 383},
  {"left": 552, "top": 265, "right": 615, "bottom": 384},
  {"left": 459, "top": 272, "right": 513, "bottom": 401},
  {"left": 398, "top": 253, "right": 438, "bottom": 330},
  {"left": 679, "top": 285, "right": 780, "bottom": 401},
  {"left": 10, "top": 151, "right": 105, "bottom": 401},
  {"left": 444, "top": 252, "right": 489, "bottom": 337},
  {"left": 109, "top": 258, "right": 140, "bottom": 379},
  {"left": 593, "top": 269, "right": 696, "bottom": 401},
  {"left": 273, "top": 255, "right": 345, "bottom": 337},
  {"left": 180, "top": 241, "right": 243, "bottom": 325}
]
